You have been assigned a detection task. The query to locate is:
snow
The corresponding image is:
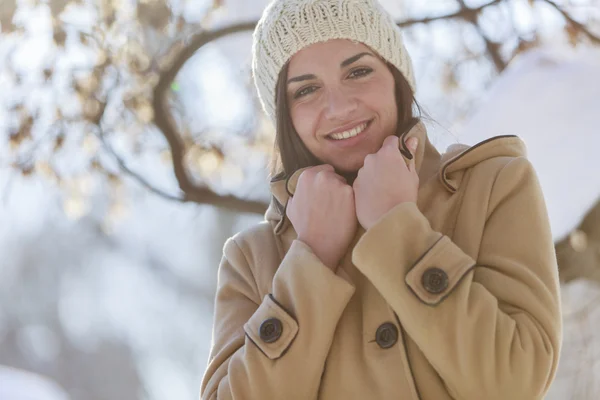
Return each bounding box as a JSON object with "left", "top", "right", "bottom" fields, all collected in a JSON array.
[
  {"left": 0, "top": 366, "right": 70, "bottom": 400},
  {"left": 451, "top": 46, "right": 600, "bottom": 241}
]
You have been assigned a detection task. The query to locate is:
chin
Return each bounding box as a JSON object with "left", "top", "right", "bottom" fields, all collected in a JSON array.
[{"left": 332, "top": 158, "right": 365, "bottom": 174}]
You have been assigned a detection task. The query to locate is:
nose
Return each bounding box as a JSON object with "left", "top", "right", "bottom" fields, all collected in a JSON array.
[{"left": 324, "top": 86, "right": 358, "bottom": 122}]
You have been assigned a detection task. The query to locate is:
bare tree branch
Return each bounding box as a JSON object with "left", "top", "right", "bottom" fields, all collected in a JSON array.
[
  {"left": 95, "top": 127, "right": 187, "bottom": 203},
  {"left": 146, "top": 0, "right": 595, "bottom": 214},
  {"left": 455, "top": 0, "right": 507, "bottom": 72},
  {"left": 398, "top": 0, "right": 503, "bottom": 27},
  {"left": 541, "top": 0, "right": 600, "bottom": 44},
  {"left": 153, "top": 22, "right": 272, "bottom": 215}
]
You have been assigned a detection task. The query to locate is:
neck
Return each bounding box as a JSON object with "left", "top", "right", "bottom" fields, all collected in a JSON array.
[{"left": 338, "top": 169, "right": 358, "bottom": 186}]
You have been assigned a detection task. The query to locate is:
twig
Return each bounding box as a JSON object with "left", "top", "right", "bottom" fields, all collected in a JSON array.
[
  {"left": 399, "top": 0, "right": 504, "bottom": 27},
  {"left": 541, "top": 0, "right": 600, "bottom": 44},
  {"left": 474, "top": 24, "right": 507, "bottom": 72},
  {"left": 455, "top": 0, "right": 507, "bottom": 72},
  {"left": 95, "top": 127, "right": 187, "bottom": 203}
]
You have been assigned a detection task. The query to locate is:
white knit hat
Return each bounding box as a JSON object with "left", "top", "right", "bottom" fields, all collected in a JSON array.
[{"left": 252, "top": 0, "right": 416, "bottom": 123}]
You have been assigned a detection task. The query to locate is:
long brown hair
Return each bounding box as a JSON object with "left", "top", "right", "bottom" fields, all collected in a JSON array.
[{"left": 269, "top": 60, "right": 421, "bottom": 182}]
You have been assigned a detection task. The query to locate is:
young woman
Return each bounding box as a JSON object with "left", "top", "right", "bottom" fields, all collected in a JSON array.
[{"left": 200, "top": 0, "right": 562, "bottom": 399}]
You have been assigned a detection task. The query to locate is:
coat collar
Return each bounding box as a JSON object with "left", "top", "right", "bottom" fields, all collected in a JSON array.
[
  {"left": 265, "top": 120, "right": 527, "bottom": 232},
  {"left": 269, "top": 120, "right": 437, "bottom": 207}
]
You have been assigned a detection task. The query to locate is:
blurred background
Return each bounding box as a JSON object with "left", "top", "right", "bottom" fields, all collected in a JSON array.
[{"left": 0, "top": 0, "right": 599, "bottom": 399}]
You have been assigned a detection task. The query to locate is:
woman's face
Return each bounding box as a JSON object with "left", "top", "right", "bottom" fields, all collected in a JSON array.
[{"left": 286, "top": 39, "right": 398, "bottom": 173}]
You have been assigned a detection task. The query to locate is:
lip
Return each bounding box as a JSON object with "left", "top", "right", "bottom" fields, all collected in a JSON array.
[
  {"left": 325, "top": 119, "right": 374, "bottom": 148},
  {"left": 325, "top": 119, "right": 373, "bottom": 137}
]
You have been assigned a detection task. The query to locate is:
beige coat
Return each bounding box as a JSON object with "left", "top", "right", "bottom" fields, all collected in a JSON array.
[{"left": 200, "top": 122, "right": 562, "bottom": 400}]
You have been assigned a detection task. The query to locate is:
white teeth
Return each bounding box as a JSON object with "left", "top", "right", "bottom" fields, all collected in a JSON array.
[{"left": 329, "top": 123, "right": 368, "bottom": 141}]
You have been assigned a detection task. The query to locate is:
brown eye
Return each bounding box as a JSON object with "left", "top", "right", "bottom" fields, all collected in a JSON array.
[
  {"left": 348, "top": 67, "right": 373, "bottom": 79},
  {"left": 294, "top": 86, "right": 318, "bottom": 99}
]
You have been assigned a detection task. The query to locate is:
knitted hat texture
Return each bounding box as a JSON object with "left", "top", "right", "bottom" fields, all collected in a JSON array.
[{"left": 252, "top": 0, "right": 416, "bottom": 123}]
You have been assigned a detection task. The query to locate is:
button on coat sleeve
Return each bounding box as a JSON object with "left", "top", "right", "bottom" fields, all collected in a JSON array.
[
  {"left": 351, "top": 157, "right": 562, "bottom": 400},
  {"left": 201, "top": 238, "right": 355, "bottom": 400}
]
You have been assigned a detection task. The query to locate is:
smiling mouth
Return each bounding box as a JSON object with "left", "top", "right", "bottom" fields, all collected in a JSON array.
[{"left": 327, "top": 119, "right": 373, "bottom": 141}]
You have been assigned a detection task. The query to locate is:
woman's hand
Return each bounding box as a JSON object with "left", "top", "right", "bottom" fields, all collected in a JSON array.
[
  {"left": 287, "top": 164, "right": 358, "bottom": 271},
  {"left": 353, "top": 135, "right": 419, "bottom": 230}
]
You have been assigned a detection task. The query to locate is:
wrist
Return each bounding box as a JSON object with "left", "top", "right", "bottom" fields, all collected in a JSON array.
[{"left": 296, "top": 238, "right": 339, "bottom": 270}]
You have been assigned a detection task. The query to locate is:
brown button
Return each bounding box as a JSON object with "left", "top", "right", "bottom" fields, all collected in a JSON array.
[
  {"left": 375, "top": 322, "right": 398, "bottom": 349},
  {"left": 259, "top": 318, "right": 283, "bottom": 343},
  {"left": 422, "top": 267, "right": 449, "bottom": 294}
]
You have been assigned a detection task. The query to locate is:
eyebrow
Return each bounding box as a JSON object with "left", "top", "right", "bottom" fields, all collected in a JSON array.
[
  {"left": 287, "top": 52, "right": 374, "bottom": 85},
  {"left": 340, "top": 52, "right": 372, "bottom": 67}
]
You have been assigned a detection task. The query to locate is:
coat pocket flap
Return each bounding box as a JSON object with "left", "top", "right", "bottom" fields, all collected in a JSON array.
[
  {"left": 405, "top": 236, "right": 475, "bottom": 306},
  {"left": 244, "top": 294, "right": 298, "bottom": 360}
]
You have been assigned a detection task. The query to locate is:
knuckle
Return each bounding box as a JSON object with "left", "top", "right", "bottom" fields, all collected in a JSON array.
[{"left": 299, "top": 169, "right": 313, "bottom": 180}]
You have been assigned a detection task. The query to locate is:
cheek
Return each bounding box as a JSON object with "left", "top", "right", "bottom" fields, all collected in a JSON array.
[
  {"left": 365, "top": 88, "right": 397, "bottom": 125},
  {"left": 290, "top": 104, "right": 318, "bottom": 143},
  {"left": 377, "top": 83, "right": 398, "bottom": 126}
]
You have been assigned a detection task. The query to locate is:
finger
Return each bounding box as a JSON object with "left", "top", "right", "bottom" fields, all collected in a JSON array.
[
  {"left": 310, "top": 164, "right": 335, "bottom": 173},
  {"left": 285, "top": 197, "right": 293, "bottom": 217},
  {"left": 319, "top": 170, "right": 347, "bottom": 184},
  {"left": 319, "top": 170, "right": 347, "bottom": 185},
  {"left": 302, "top": 164, "right": 334, "bottom": 179},
  {"left": 382, "top": 135, "right": 399, "bottom": 151},
  {"left": 331, "top": 173, "right": 348, "bottom": 185}
]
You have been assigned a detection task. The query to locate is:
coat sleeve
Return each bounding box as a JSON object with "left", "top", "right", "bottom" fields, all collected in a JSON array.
[
  {"left": 352, "top": 156, "right": 562, "bottom": 400},
  {"left": 200, "top": 237, "right": 355, "bottom": 400}
]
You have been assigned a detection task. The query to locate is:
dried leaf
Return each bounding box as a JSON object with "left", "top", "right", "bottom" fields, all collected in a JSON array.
[
  {"left": 9, "top": 115, "right": 34, "bottom": 150},
  {"left": 516, "top": 36, "right": 540, "bottom": 55},
  {"left": 176, "top": 16, "right": 186, "bottom": 32},
  {"left": 35, "top": 160, "right": 59, "bottom": 182},
  {"left": 48, "top": 0, "right": 69, "bottom": 17},
  {"left": 53, "top": 27, "right": 67, "bottom": 47},
  {"left": 12, "top": 161, "right": 34, "bottom": 177},
  {"left": 137, "top": 2, "right": 171, "bottom": 31},
  {"left": 97, "top": 49, "right": 108, "bottom": 66},
  {"left": 43, "top": 68, "right": 53, "bottom": 81},
  {"left": 135, "top": 102, "right": 154, "bottom": 124},
  {"left": 0, "top": 0, "right": 17, "bottom": 32},
  {"left": 54, "top": 133, "right": 65, "bottom": 151},
  {"left": 187, "top": 145, "right": 224, "bottom": 176},
  {"left": 104, "top": 11, "right": 116, "bottom": 27},
  {"left": 565, "top": 24, "right": 579, "bottom": 47},
  {"left": 83, "top": 98, "right": 101, "bottom": 120},
  {"left": 20, "top": 163, "right": 35, "bottom": 177},
  {"left": 77, "top": 74, "right": 100, "bottom": 94},
  {"left": 90, "top": 158, "right": 103, "bottom": 171}
]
